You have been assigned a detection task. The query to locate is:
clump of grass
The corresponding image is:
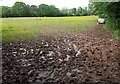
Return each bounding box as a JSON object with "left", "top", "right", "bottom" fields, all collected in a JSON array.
[{"left": 113, "top": 30, "right": 120, "bottom": 39}]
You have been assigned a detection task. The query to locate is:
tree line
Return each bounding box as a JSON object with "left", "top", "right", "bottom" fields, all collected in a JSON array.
[{"left": 0, "top": 2, "right": 91, "bottom": 17}]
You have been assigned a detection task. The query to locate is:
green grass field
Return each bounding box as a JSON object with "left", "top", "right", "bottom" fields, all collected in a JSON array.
[{"left": 1, "top": 16, "right": 99, "bottom": 42}]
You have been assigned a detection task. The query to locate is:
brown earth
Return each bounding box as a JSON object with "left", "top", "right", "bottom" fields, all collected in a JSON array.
[{"left": 2, "top": 24, "right": 120, "bottom": 83}]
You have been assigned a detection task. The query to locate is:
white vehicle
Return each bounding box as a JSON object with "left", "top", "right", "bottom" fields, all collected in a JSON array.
[{"left": 97, "top": 18, "right": 105, "bottom": 24}]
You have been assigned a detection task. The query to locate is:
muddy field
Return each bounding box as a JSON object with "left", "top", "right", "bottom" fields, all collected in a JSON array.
[{"left": 2, "top": 25, "right": 120, "bottom": 83}]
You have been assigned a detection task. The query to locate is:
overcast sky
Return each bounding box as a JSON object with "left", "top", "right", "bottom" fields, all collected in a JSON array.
[{"left": 0, "top": 0, "right": 89, "bottom": 9}]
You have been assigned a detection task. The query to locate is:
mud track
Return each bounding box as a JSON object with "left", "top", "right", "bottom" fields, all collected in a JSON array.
[{"left": 2, "top": 25, "right": 120, "bottom": 83}]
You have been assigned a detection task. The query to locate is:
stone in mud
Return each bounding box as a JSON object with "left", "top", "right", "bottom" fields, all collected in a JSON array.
[{"left": 36, "top": 71, "right": 52, "bottom": 78}]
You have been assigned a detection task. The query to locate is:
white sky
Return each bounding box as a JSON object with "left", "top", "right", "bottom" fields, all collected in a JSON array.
[{"left": 0, "top": 0, "right": 89, "bottom": 9}]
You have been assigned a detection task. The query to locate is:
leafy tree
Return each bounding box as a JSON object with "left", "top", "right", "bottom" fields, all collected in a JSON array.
[
  {"left": 38, "top": 4, "right": 50, "bottom": 16},
  {"left": 12, "top": 2, "right": 30, "bottom": 16},
  {"left": 76, "top": 7, "right": 82, "bottom": 16},
  {"left": 71, "top": 8, "right": 77, "bottom": 16},
  {"left": 38, "top": 4, "right": 60, "bottom": 17},
  {"left": 25, "top": 5, "right": 31, "bottom": 16},
  {"left": 2, "top": 6, "right": 12, "bottom": 17},
  {"left": 60, "top": 8, "right": 68, "bottom": 16},
  {"left": 91, "top": 2, "right": 120, "bottom": 29},
  {"left": 49, "top": 5, "right": 60, "bottom": 16},
  {"left": 81, "top": 7, "right": 89, "bottom": 16},
  {"left": 60, "top": 8, "right": 72, "bottom": 16},
  {"left": 30, "top": 5, "right": 38, "bottom": 16},
  {"left": 88, "top": 4, "right": 94, "bottom": 15}
]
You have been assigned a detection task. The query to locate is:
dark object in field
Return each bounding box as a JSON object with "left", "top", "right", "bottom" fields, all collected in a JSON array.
[
  {"left": 97, "top": 18, "right": 105, "bottom": 24},
  {"left": 9, "top": 26, "right": 13, "bottom": 28}
]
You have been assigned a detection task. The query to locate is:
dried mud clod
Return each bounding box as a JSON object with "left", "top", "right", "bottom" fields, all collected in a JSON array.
[{"left": 2, "top": 25, "right": 120, "bottom": 83}]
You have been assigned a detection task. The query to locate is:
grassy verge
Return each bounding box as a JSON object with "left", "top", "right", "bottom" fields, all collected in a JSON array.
[
  {"left": 104, "top": 22, "right": 120, "bottom": 39},
  {"left": 1, "top": 16, "right": 99, "bottom": 43}
]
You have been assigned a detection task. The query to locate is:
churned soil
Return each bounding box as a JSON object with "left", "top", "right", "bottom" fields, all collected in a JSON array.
[{"left": 2, "top": 25, "right": 120, "bottom": 83}]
